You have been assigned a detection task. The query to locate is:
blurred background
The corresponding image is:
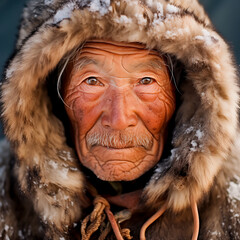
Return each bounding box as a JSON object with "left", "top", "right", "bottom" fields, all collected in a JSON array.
[
  {"left": 0, "top": 0, "right": 240, "bottom": 75},
  {"left": 0, "top": 0, "right": 240, "bottom": 137}
]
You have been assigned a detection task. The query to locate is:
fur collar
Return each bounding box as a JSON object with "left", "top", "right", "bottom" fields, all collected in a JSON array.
[{"left": 1, "top": 0, "right": 239, "bottom": 236}]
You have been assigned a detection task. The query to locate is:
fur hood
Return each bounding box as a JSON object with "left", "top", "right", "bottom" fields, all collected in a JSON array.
[{"left": 1, "top": 0, "right": 240, "bottom": 238}]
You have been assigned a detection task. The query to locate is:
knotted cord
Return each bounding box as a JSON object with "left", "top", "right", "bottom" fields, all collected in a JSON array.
[
  {"left": 81, "top": 196, "right": 132, "bottom": 240},
  {"left": 81, "top": 193, "right": 199, "bottom": 240},
  {"left": 81, "top": 196, "right": 107, "bottom": 240}
]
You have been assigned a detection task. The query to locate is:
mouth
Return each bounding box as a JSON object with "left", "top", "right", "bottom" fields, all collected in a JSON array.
[
  {"left": 90, "top": 144, "right": 149, "bottom": 150},
  {"left": 91, "top": 144, "right": 146, "bottom": 150}
]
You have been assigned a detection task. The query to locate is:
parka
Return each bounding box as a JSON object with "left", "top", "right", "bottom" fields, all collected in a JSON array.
[{"left": 1, "top": 0, "right": 240, "bottom": 239}]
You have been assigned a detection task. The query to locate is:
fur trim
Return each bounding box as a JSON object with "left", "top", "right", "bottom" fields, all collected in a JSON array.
[
  {"left": 0, "top": 140, "right": 17, "bottom": 239},
  {"left": 1, "top": 0, "right": 239, "bottom": 236}
]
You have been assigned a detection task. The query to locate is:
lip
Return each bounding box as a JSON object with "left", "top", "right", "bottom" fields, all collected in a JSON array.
[
  {"left": 90, "top": 145, "right": 146, "bottom": 150},
  {"left": 90, "top": 145, "right": 148, "bottom": 153},
  {"left": 90, "top": 145, "right": 148, "bottom": 161}
]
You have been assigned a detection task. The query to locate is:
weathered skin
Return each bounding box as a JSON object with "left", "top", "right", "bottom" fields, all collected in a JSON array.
[{"left": 63, "top": 40, "right": 176, "bottom": 181}]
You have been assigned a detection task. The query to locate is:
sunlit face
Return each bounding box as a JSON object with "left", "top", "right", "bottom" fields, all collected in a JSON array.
[{"left": 62, "top": 40, "right": 175, "bottom": 181}]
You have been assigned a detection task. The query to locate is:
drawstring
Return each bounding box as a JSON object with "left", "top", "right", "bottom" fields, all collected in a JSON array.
[
  {"left": 99, "top": 210, "right": 132, "bottom": 240},
  {"left": 105, "top": 207, "right": 124, "bottom": 240},
  {"left": 140, "top": 199, "right": 200, "bottom": 240},
  {"left": 81, "top": 194, "right": 199, "bottom": 240},
  {"left": 191, "top": 199, "right": 199, "bottom": 240},
  {"left": 140, "top": 202, "right": 168, "bottom": 240},
  {"left": 81, "top": 196, "right": 132, "bottom": 240}
]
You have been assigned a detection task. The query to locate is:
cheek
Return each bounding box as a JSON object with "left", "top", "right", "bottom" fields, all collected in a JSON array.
[
  {"left": 64, "top": 91, "right": 104, "bottom": 136},
  {"left": 140, "top": 102, "right": 166, "bottom": 133},
  {"left": 139, "top": 90, "right": 175, "bottom": 136}
]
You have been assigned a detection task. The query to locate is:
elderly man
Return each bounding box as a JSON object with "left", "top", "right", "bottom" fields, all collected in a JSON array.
[
  {"left": 1, "top": 0, "right": 240, "bottom": 239},
  {"left": 61, "top": 40, "right": 175, "bottom": 182}
]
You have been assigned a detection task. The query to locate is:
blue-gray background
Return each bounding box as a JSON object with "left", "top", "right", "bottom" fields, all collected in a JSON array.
[
  {"left": 0, "top": 0, "right": 240, "bottom": 136},
  {"left": 1, "top": 0, "right": 240, "bottom": 74}
]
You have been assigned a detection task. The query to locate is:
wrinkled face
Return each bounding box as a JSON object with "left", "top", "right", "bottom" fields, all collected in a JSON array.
[{"left": 63, "top": 40, "right": 175, "bottom": 181}]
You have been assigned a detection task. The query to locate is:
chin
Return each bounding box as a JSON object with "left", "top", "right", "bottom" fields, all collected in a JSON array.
[
  {"left": 91, "top": 167, "right": 145, "bottom": 181},
  {"left": 96, "top": 174, "right": 139, "bottom": 182},
  {"left": 80, "top": 153, "right": 160, "bottom": 182}
]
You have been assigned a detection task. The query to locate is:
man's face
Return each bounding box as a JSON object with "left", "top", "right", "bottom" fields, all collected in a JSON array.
[{"left": 63, "top": 41, "right": 175, "bottom": 181}]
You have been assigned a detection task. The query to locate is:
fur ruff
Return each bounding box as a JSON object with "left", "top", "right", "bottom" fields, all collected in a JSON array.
[{"left": 1, "top": 0, "right": 239, "bottom": 238}]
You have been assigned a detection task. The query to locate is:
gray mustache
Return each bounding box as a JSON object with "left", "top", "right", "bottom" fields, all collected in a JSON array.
[{"left": 86, "top": 131, "right": 153, "bottom": 150}]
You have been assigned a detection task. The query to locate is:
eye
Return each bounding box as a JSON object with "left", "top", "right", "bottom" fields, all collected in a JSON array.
[
  {"left": 84, "top": 77, "right": 103, "bottom": 86},
  {"left": 139, "top": 77, "right": 154, "bottom": 85}
]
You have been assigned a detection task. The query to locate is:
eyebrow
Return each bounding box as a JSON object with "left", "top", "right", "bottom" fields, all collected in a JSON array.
[
  {"left": 131, "top": 58, "right": 165, "bottom": 71},
  {"left": 71, "top": 56, "right": 98, "bottom": 74}
]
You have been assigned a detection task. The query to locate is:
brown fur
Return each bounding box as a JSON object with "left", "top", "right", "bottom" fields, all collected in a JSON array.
[{"left": 1, "top": 0, "right": 240, "bottom": 239}]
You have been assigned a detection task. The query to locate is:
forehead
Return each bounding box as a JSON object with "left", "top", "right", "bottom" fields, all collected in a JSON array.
[
  {"left": 71, "top": 40, "right": 166, "bottom": 71},
  {"left": 80, "top": 40, "right": 157, "bottom": 55}
]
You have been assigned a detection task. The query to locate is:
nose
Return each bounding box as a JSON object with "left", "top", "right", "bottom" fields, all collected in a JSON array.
[{"left": 101, "top": 90, "right": 138, "bottom": 130}]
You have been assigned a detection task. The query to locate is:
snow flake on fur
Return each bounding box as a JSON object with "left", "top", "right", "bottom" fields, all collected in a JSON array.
[
  {"left": 114, "top": 15, "right": 132, "bottom": 24},
  {"left": 166, "top": 4, "right": 180, "bottom": 14},
  {"left": 88, "top": 0, "right": 111, "bottom": 16},
  {"left": 195, "top": 29, "right": 219, "bottom": 47},
  {"left": 5, "top": 68, "right": 14, "bottom": 79},
  {"left": 154, "top": 147, "right": 180, "bottom": 179},
  {"left": 135, "top": 13, "right": 147, "bottom": 26},
  {"left": 227, "top": 176, "right": 240, "bottom": 202},
  {"left": 44, "top": 0, "right": 53, "bottom": 5},
  {"left": 182, "top": 124, "right": 205, "bottom": 152},
  {"left": 53, "top": 3, "right": 75, "bottom": 23},
  {"left": 165, "top": 27, "right": 190, "bottom": 40}
]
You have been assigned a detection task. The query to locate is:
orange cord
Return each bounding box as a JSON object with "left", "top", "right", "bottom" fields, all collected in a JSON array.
[
  {"left": 105, "top": 207, "right": 124, "bottom": 240},
  {"left": 191, "top": 199, "right": 199, "bottom": 240},
  {"left": 139, "top": 200, "right": 199, "bottom": 240},
  {"left": 139, "top": 202, "right": 168, "bottom": 240},
  {"left": 82, "top": 194, "right": 199, "bottom": 240}
]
